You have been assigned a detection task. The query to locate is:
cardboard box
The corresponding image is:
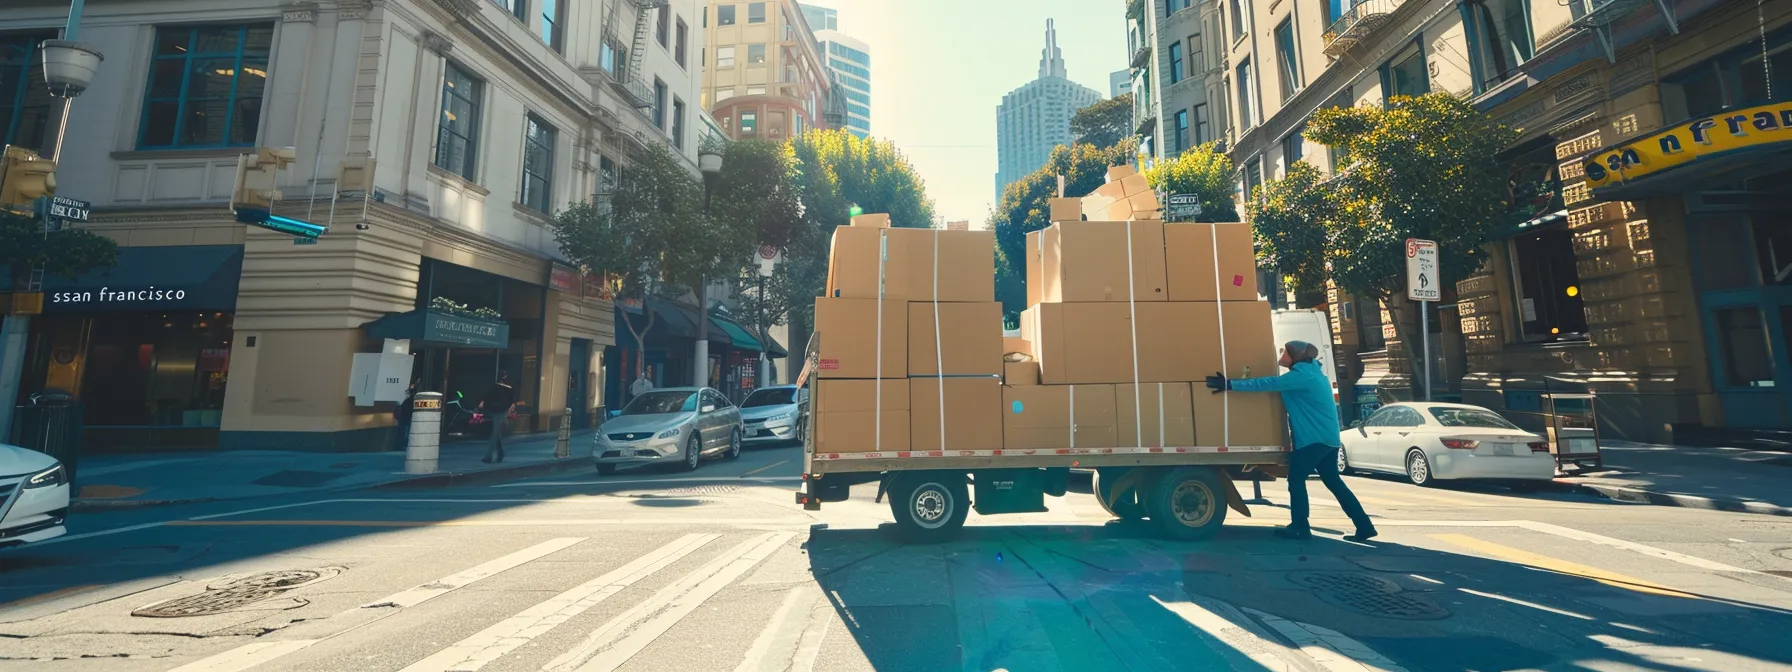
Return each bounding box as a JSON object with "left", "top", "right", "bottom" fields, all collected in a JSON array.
[
  {"left": 1002, "top": 337, "right": 1034, "bottom": 359},
  {"left": 1193, "top": 391, "right": 1287, "bottom": 448},
  {"left": 1106, "top": 164, "right": 1138, "bottom": 181},
  {"left": 1118, "top": 174, "right": 1151, "bottom": 197},
  {"left": 1081, "top": 195, "right": 1115, "bottom": 221},
  {"left": 1127, "top": 190, "right": 1159, "bottom": 213},
  {"left": 1104, "top": 200, "right": 1137, "bottom": 221},
  {"left": 908, "top": 301, "right": 1003, "bottom": 376},
  {"left": 1025, "top": 302, "right": 1224, "bottom": 384},
  {"left": 1093, "top": 179, "right": 1128, "bottom": 201},
  {"left": 1165, "top": 222, "right": 1259, "bottom": 301},
  {"left": 814, "top": 297, "right": 908, "bottom": 379},
  {"left": 826, "top": 227, "right": 994, "bottom": 302},
  {"left": 1115, "top": 382, "right": 1196, "bottom": 447},
  {"left": 910, "top": 376, "right": 1004, "bottom": 451},
  {"left": 1136, "top": 210, "right": 1162, "bottom": 221},
  {"left": 1001, "top": 384, "right": 1117, "bottom": 450},
  {"left": 1134, "top": 302, "right": 1218, "bottom": 382},
  {"left": 1039, "top": 221, "right": 1167, "bottom": 303},
  {"left": 1049, "top": 197, "right": 1082, "bottom": 223},
  {"left": 1025, "top": 229, "right": 1044, "bottom": 308},
  {"left": 851, "top": 213, "right": 891, "bottom": 227},
  {"left": 815, "top": 379, "right": 911, "bottom": 453},
  {"left": 825, "top": 226, "right": 903, "bottom": 301},
  {"left": 1219, "top": 300, "right": 1280, "bottom": 376},
  {"left": 1003, "top": 360, "right": 1039, "bottom": 385}
]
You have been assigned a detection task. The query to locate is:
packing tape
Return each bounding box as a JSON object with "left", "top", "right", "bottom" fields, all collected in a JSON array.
[
  {"left": 1125, "top": 222, "right": 1143, "bottom": 448},
  {"left": 1068, "top": 384, "right": 1076, "bottom": 448},
  {"left": 1210, "top": 224, "right": 1229, "bottom": 447},
  {"left": 933, "top": 230, "right": 946, "bottom": 451},
  {"left": 874, "top": 229, "right": 886, "bottom": 452},
  {"left": 1157, "top": 382, "right": 1166, "bottom": 446}
]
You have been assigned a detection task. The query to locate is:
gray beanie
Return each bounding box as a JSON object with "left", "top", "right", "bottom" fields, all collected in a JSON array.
[{"left": 1284, "top": 340, "right": 1319, "bottom": 363}]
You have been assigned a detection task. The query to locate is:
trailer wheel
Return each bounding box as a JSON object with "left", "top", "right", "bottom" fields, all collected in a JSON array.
[
  {"left": 1092, "top": 468, "right": 1147, "bottom": 521},
  {"left": 887, "top": 472, "right": 969, "bottom": 543},
  {"left": 1144, "top": 467, "right": 1229, "bottom": 541}
]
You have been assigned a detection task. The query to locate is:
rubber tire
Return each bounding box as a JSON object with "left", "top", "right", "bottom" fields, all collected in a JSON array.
[
  {"left": 596, "top": 463, "right": 617, "bottom": 476},
  {"left": 1143, "top": 467, "right": 1229, "bottom": 541},
  {"left": 1092, "top": 468, "right": 1148, "bottom": 521},
  {"left": 682, "top": 432, "right": 703, "bottom": 472},
  {"left": 1337, "top": 445, "right": 1355, "bottom": 475},
  {"left": 725, "top": 427, "right": 743, "bottom": 460},
  {"left": 887, "top": 472, "right": 970, "bottom": 544},
  {"left": 1405, "top": 448, "right": 1435, "bottom": 487}
]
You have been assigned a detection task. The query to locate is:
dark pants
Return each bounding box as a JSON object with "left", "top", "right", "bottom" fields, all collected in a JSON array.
[
  {"left": 485, "top": 415, "right": 509, "bottom": 461},
  {"left": 1287, "top": 443, "right": 1373, "bottom": 533},
  {"left": 392, "top": 419, "right": 410, "bottom": 451}
]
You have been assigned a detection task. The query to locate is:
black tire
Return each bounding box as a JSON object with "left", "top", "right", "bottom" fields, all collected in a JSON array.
[
  {"left": 682, "top": 432, "right": 702, "bottom": 472},
  {"left": 1405, "top": 448, "right": 1435, "bottom": 487},
  {"left": 1143, "top": 467, "right": 1229, "bottom": 541},
  {"left": 596, "top": 463, "right": 617, "bottom": 476},
  {"left": 725, "top": 427, "right": 743, "bottom": 460},
  {"left": 1337, "top": 446, "right": 1355, "bottom": 475},
  {"left": 887, "top": 472, "right": 970, "bottom": 544},
  {"left": 1092, "top": 468, "right": 1148, "bottom": 521}
]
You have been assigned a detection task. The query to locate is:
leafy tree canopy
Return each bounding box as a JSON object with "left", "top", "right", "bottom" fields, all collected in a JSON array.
[
  {"left": 2, "top": 210, "right": 118, "bottom": 290},
  {"left": 1142, "top": 141, "right": 1238, "bottom": 223},
  {"left": 1070, "top": 94, "right": 1134, "bottom": 150}
]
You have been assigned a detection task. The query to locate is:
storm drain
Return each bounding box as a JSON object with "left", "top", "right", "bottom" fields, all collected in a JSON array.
[
  {"left": 1287, "top": 572, "right": 1450, "bottom": 621},
  {"left": 132, "top": 569, "right": 335, "bottom": 618}
]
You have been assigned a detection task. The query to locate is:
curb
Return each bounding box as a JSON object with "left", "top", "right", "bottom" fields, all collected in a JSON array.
[{"left": 1561, "top": 479, "right": 1792, "bottom": 517}]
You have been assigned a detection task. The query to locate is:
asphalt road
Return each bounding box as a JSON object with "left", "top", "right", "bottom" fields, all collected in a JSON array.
[{"left": 3, "top": 442, "right": 1792, "bottom": 671}]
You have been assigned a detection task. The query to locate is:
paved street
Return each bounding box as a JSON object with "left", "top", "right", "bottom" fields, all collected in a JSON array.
[{"left": 3, "top": 443, "right": 1792, "bottom": 671}]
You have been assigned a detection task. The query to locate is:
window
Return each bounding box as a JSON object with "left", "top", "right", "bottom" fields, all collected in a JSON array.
[
  {"left": 715, "top": 88, "right": 735, "bottom": 101},
  {"left": 1235, "top": 57, "right": 1255, "bottom": 129},
  {"left": 1275, "top": 19, "right": 1300, "bottom": 98},
  {"left": 672, "top": 97, "right": 686, "bottom": 149},
  {"left": 717, "top": 5, "right": 736, "bottom": 26},
  {"left": 1716, "top": 308, "right": 1773, "bottom": 387},
  {"left": 1192, "top": 103, "right": 1209, "bottom": 145},
  {"left": 1283, "top": 126, "right": 1303, "bottom": 171},
  {"left": 140, "top": 24, "right": 273, "bottom": 149},
  {"left": 1507, "top": 227, "right": 1586, "bottom": 342},
  {"left": 1229, "top": 0, "right": 1247, "bottom": 41},
  {"left": 656, "top": 4, "right": 670, "bottom": 47},
  {"left": 0, "top": 32, "right": 54, "bottom": 153},
  {"left": 491, "top": 0, "right": 525, "bottom": 21},
  {"left": 748, "top": 2, "right": 766, "bottom": 23},
  {"left": 599, "top": 155, "right": 616, "bottom": 195},
  {"left": 1466, "top": 0, "right": 1533, "bottom": 92},
  {"left": 746, "top": 86, "right": 766, "bottom": 95},
  {"left": 652, "top": 78, "right": 667, "bottom": 129},
  {"left": 601, "top": 38, "right": 627, "bottom": 79},
  {"left": 740, "top": 111, "right": 757, "bottom": 135},
  {"left": 717, "top": 46, "right": 735, "bottom": 68},
  {"left": 675, "top": 19, "right": 688, "bottom": 68},
  {"left": 1243, "top": 156, "right": 1263, "bottom": 199},
  {"left": 1383, "top": 43, "right": 1429, "bottom": 99},
  {"left": 1190, "top": 34, "right": 1205, "bottom": 76},
  {"left": 1169, "top": 41, "right": 1184, "bottom": 84},
  {"left": 767, "top": 111, "right": 786, "bottom": 139},
  {"left": 1661, "top": 29, "right": 1792, "bottom": 121},
  {"left": 1174, "top": 109, "right": 1190, "bottom": 152},
  {"left": 520, "top": 114, "right": 554, "bottom": 213},
  {"left": 538, "top": 0, "right": 561, "bottom": 49},
  {"left": 1428, "top": 407, "right": 1521, "bottom": 429},
  {"left": 748, "top": 44, "right": 766, "bottom": 65},
  {"left": 435, "top": 62, "right": 483, "bottom": 179}
]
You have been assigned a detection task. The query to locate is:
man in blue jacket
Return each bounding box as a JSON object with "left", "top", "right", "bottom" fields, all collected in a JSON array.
[{"left": 1207, "top": 341, "right": 1377, "bottom": 541}]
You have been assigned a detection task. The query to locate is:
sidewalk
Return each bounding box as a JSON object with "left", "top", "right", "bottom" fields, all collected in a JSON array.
[
  {"left": 1556, "top": 441, "right": 1792, "bottom": 516},
  {"left": 68, "top": 430, "right": 599, "bottom": 509}
]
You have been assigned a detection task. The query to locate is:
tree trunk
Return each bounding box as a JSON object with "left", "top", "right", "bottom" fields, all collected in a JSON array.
[
  {"left": 1383, "top": 293, "right": 1429, "bottom": 401},
  {"left": 619, "top": 305, "right": 656, "bottom": 386}
]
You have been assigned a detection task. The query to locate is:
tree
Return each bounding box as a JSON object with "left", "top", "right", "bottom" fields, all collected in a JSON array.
[
  {"left": 1142, "top": 141, "right": 1237, "bottom": 223},
  {"left": 2, "top": 210, "right": 118, "bottom": 290},
  {"left": 989, "top": 140, "right": 1136, "bottom": 318},
  {"left": 1246, "top": 161, "right": 1332, "bottom": 296},
  {"left": 1070, "top": 94, "right": 1134, "bottom": 150}
]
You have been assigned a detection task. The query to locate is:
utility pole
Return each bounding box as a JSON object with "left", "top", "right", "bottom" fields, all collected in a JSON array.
[{"left": 696, "top": 148, "right": 723, "bottom": 389}]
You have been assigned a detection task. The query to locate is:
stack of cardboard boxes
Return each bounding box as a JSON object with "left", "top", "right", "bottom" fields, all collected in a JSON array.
[{"left": 812, "top": 213, "right": 1005, "bottom": 456}]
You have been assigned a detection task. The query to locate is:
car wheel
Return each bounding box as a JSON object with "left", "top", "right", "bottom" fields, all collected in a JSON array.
[
  {"left": 596, "top": 463, "right": 617, "bottom": 476},
  {"left": 1336, "top": 446, "right": 1354, "bottom": 475},
  {"left": 726, "top": 427, "right": 742, "bottom": 460},
  {"left": 682, "top": 432, "right": 702, "bottom": 472},
  {"left": 1405, "top": 448, "right": 1434, "bottom": 487}
]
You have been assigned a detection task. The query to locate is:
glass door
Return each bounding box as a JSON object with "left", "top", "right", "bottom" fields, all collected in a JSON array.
[{"left": 1691, "top": 211, "right": 1792, "bottom": 427}]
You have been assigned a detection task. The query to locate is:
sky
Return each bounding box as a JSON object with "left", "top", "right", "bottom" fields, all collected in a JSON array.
[{"left": 804, "top": 0, "right": 1128, "bottom": 227}]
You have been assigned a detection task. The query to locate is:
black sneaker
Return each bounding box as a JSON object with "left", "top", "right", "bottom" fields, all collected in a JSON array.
[
  {"left": 1344, "top": 528, "right": 1379, "bottom": 543},
  {"left": 1272, "top": 526, "right": 1313, "bottom": 540}
]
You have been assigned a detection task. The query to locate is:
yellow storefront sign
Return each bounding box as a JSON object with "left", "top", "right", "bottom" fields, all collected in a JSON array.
[{"left": 1583, "top": 102, "right": 1792, "bottom": 189}]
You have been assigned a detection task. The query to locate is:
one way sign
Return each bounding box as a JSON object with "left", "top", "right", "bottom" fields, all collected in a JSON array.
[{"left": 1406, "top": 238, "right": 1439, "bottom": 302}]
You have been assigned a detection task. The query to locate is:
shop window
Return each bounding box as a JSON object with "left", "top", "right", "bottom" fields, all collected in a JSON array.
[
  {"left": 1466, "top": 0, "right": 1533, "bottom": 92},
  {"left": 71, "top": 312, "right": 236, "bottom": 427},
  {"left": 740, "top": 111, "right": 757, "bottom": 135},
  {"left": 1716, "top": 308, "right": 1773, "bottom": 387},
  {"left": 139, "top": 23, "right": 273, "bottom": 149},
  {"left": 435, "top": 62, "right": 483, "bottom": 180},
  {"left": 1382, "top": 43, "right": 1428, "bottom": 100},
  {"left": 1509, "top": 228, "right": 1587, "bottom": 342},
  {"left": 0, "top": 32, "right": 55, "bottom": 153},
  {"left": 520, "top": 114, "right": 554, "bottom": 213}
]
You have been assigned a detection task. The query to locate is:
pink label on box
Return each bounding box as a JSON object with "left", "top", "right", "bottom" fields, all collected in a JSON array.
[{"left": 1232, "top": 275, "right": 1244, "bottom": 287}]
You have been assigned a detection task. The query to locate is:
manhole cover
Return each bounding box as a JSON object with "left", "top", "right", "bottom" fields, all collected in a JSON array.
[
  {"left": 133, "top": 569, "right": 338, "bottom": 618},
  {"left": 1287, "top": 572, "right": 1450, "bottom": 620},
  {"left": 250, "top": 470, "right": 349, "bottom": 488}
]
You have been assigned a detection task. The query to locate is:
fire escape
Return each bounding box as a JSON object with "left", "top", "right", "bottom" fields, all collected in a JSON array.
[
  {"left": 611, "top": 0, "right": 667, "bottom": 109},
  {"left": 1569, "top": 0, "right": 1679, "bottom": 62}
]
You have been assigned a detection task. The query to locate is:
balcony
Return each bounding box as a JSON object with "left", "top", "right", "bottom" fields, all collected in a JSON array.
[
  {"left": 1569, "top": 0, "right": 1680, "bottom": 61},
  {"left": 615, "top": 77, "right": 653, "bottom": 109},
  {"left": 1322, "top": 0, "right": 1405, "bottom": 58},
  {"left": 1131, "top": 40, "right": 1152, "bottom": 70}
]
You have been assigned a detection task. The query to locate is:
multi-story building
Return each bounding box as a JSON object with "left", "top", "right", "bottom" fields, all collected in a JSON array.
[
  {"left": 700, "top": 0, "right": 835, "bottom": 142},
  {"left": 1110, "top": 69, "right": 1133, "bottom": 98},
  {"left": 800, "top": 4, "right": 871, "bottom": 139},
  {"left": 0, "top": 0, "right": 714, "bottom": 451},
  {"left": 1207, "top": 0, "right": 1789, "bottom": 444},
  {"left": 995, "top": 20, "right": 1102, "bottom": 203},
  {"left": 1127, "top": 0, "right": 1227, "bottom": 162}
]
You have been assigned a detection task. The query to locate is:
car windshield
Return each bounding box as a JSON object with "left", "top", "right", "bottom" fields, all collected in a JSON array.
[
  {"left": 622, "top": 391, "right": 696, "bottom": 416},
  {"left": 1427, "top": 407, "right": 1521, "bottom": 430},
  {"left": 742, "top": 388, "right": 797, "bottom": 408}
]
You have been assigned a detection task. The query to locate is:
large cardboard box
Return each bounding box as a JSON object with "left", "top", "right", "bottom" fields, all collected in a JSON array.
[
  {"left": 910, "top": 376, "right": 1004, "bottom": 451},
  {"left": 908, "top": 301, "right": 1003, "bottom": 375},
  {"left": 1093, "top": 179, "right": 1128, "bottom": 201},
  {"left": 1003, "top": 360, "right": 1039, "bottom": 385},
  {"left": 825, "top": 226, "right": 905, "bottom": 301},
  {"left": 1193, "top": 392, "right": 1287, "bottom": 448},
  {"left": 1104, "top": 200, "right": 1136, "bottom": 221},
  {"left": 1115, "top": 382, "right": 1196, "bottom": 447},
  {"left": 826, "top": 227, "right": 994, "bottom": 302},
  {"left": 1126, "top": 189, "right": 1159, "bottom": 213},
  {"left": 1024, "top": 303, "right": 1132, "bottom": 384},
  {"left": 1118, "top": 173, "right": 1151, "bottom": 197},
  {"left": 1219, "top": 301, "right": 1280, "bottom": 376},
  {"left": 1002, "top": 337, "right": 1034, "bottom": 359},
  {"left": 1134, "top": 302, "right": 1218, "bottom": 383},
  {"left": 1106, "top": 164, "right": 1138, "bottom": 181},
  {"left": 1049, "top": 197, "right": 1082, "bottom": 223},
  {"left": 851, "top": 213, "right": 891, "bottom": 227},
  {"left": 1025, "top": 229, "right": 1045, "bottom": 308},
  {"left": 1165, "top": 222, "right": 1259, "bottom": 301},
  {"left": 814, "top": 297, "right": 907, "bottom": 379},
  {"left": 815, "top": 379, "right": 911, "bottom": 454},
  {"left": 1039, "top": 221, "right": 1167, "bottom": 303},
  {"left": 1001, "top": 384, "right": 1117, "bottom": 450}
]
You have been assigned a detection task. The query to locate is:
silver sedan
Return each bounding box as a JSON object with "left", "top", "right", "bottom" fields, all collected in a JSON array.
[{"left": 595, "top": 387, "right": 743, "bottom": 475}]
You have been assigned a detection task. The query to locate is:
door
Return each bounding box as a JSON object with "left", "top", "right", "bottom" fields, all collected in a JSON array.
[
  {"left": 1689, "top": 210, "right": 1792, "bottom": 427},
  {"left": 701, "top": 390, "right": 730, "bottom": 449},
  {"left": 1347, "top": 406, "right": 1396, "bottom": 471},
  {"left": 1374, "top": 406, "right": 1427, "bottom": 468},
  {"left": 568, "top": 339, "right": 591, "bottom": 430}
]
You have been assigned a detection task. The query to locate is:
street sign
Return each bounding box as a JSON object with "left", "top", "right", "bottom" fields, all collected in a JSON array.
[
  {"left": 1166, "top": 193, "right": 1203, "bottom": 222},
  {"left": 47, "top": 196, "right": 90, "bottom": 222},
  {"left": 1406, "top": 238, "right": 1440, "bottom": 302},
  {"left": 293, "top": 237, "right": 318, "bottom": 246}
]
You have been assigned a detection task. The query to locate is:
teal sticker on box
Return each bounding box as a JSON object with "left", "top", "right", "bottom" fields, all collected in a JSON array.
[{"left": 1011, "top": 400, "right": 1025, "bottom": 414}]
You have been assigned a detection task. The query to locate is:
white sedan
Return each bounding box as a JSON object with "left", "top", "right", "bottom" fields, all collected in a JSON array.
[
  {"left": 0, "top": 443, "right": 71, "bottom": 548},
  {"left": 1338, "top": 402, "right": 1555, "bottom": 486}
]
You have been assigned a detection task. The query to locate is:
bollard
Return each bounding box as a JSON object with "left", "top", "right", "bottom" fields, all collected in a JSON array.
[
  {"left": 406, "top": 392, "right": 443, "bottom": 474},
  {"left": 555, "top": 407, "right": 572, "bottom": 458}
]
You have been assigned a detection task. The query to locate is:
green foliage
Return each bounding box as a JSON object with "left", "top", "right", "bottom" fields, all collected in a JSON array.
[
  {"left": 1, "top": 210, "right": 118, "bottom": 289},
  {"left": 1246, "top": 161, "right": 1332, "bottom": 295},
  {"left": 1142, "top": 142, "right": 1238, "bottom": 223},
  {"left": 989, "top": 140, "right": 1137, "bottom": 318},
  {"left": 1070, "top": 94, "right": 1134, "bottom": 150},
  {"left": 714, "top": 139, "right": 803, "bottom": 249},
  {"left": 552, "top": 143, "right": 709, "bottom": 304}
]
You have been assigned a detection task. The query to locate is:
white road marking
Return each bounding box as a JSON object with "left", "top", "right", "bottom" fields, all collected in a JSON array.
[
  {"left": 547, "top": 532, "right": 795, "bottom": 672},
  {"left": 1245, "top": 607, "right": 1409, "bottom": 672},
  {"left": 169, "top": 538, "right": 587, "bottom": 672},
  {"left": 27, "top": 522, "right": 168, "bottom": 547},
  {"left": 740, "top": 460, "right": 791, "bottom": 477},
  {"left": 1457, "top": 588, "right": 1595, "bottom": 620},
  {"left": 1730, "top": 538, "right": 1749, "bottom": 543},
  {"left": 400, "top": 534, "right": 719, "bottom": 672},
  {"left": 492, "top": 476, "right": 802, "bottom": 488},
  {"left": 733, "top": 584, "right": 831, "bottom": 672},
  {"left": 1407, "top": 574, "right": 1445, "bottom": 585},
  {"left": 1150, "top": 596, "right": 1300, "bottom": 670},
  {"left": 1373, "top": 520, "right": 1792, "bottom": 584}
]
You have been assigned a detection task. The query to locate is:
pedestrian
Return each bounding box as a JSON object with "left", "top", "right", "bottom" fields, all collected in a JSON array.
[
  {"left": 482, "top": 370, "right": 518, "bottom": 464},
  {"left": 393, "top": 379, "right": 418, "bottom": 451},
  {"left": 629, "top": 365, "right": 654, "bottom": 401},
  {"left": 1207, "top": 341, "right": 1378, "bottom": 542}
]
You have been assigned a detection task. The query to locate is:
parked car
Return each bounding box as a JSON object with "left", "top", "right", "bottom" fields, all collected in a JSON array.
[
  {"left": 594, "top": 387, "right": 742, "bottom": 475},
  {"left": 1338, "top": 402, "right": 1555, "bottom": 487},
  {"left": 1, "top": 443, "right": 71, "bottom": 548},
  {"left": 739, "top": 385, "right": 807, "bottom": 446}
]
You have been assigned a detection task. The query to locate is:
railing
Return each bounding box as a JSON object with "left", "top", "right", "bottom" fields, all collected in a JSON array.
[
  {"left": 616, "top": 78, "right": 654, "bottom": 109},
  {"left": 1322, "top": 0, "right": 1406, "bottom": 57}
]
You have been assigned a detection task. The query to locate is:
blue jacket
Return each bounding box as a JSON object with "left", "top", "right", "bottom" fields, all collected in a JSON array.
[{"left": 1228, "top": 360, "right": 1339, "bottom": 449}]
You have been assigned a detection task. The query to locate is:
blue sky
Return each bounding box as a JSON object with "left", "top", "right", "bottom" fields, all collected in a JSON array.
[{"left": 806, "top": 0, "right": 1127, "bottom": 226}]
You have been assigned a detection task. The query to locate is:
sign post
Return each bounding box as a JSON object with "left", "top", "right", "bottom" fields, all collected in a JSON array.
[
  {"left": 1166, "top": 193, "right": 1203, "bottom": 222},
  {"left": 1406, "top": 239, "right": 1439, "bottom": 400}
]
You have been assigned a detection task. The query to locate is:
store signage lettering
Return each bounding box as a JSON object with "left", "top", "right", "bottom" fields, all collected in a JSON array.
[
  {"left": 50, "top": 286, "right": 188, "bottom": 304},
  {"left": 432, "top": 315, "right": 498, "bottom": 338},
  {"left": 423, "top": 311, "right": 510, "bottom": 347},
  {"left": 1584, "top": 102, "right": 1792, "bottom": 189}
]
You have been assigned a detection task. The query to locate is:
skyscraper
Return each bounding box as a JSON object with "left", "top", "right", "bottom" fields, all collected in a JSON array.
[
  {"left": 800, "top": 4, "right": 871, "bottom": 138},
  {"left": 1110, "top": 69, "right": 1133, "bottom": 98},
  {"left": 995, "top": 20, "right": 1102, "bottom": 204}
]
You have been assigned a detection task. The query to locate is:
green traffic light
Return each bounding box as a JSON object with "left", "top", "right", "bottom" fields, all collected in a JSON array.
[{"left": 848, "top": 205, "right": 863, "bottom": 217}]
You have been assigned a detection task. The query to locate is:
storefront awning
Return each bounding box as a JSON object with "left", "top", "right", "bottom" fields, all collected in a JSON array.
[
  {"left": 612, "top": 299, "right": 785, "bottom": 357},
  {"left": 362, "top": 309, "right": 511, "bottom": 348},
  {"left": 19, "top": 245, "right": 244, "bottom": 313},
  {"left": 709, "top": 314, "right": 788, "bottom": 357},
  {"left": 1581, "top": 102, "right": 1792, "bottom": 201}
]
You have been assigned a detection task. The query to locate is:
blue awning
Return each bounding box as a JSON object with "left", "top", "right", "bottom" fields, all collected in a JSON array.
[{"left": 31, "top": 245, "right": 243, "bottom": 313}]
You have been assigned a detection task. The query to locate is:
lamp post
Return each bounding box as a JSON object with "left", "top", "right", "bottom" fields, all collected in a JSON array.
[
  {"left": 694, "top": 147, "right": 722, "bottom": 389},
  {"left": 755, "top": 248, "right": 776, "bottom": 387}
]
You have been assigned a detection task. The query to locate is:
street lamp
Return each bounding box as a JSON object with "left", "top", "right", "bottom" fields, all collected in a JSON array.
[
  {"left": 694, "top": 146, "right": 723, "bottom": 389},
  {"left": 40, "top": 0, "right": 103, "bottom": 161}
]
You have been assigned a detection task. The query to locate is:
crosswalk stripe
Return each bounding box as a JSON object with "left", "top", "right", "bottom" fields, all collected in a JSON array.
[
  {"left": 398, "top": 534, "right": 721, "bottom": 672},
  {"left": 1244, "top": 607, "right": 1409, "bottom": 672},
  {"left": 733, "top": 584, "right": 831, "bottom": 672},
  {"left": 169, "top": 537, "right": 588, "bottom": 672},
  {"left": 547, "top": 532, "right": 796, "bottom": 672}
]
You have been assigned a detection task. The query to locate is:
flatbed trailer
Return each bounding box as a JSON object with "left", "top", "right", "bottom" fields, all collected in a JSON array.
[{"left": 790, "top": 341, "right": 1291, "bottom": 543}]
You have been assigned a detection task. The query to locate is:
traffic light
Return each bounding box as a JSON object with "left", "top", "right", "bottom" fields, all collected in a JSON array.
[
  {"left": 230, "top": 146, "right": 298, "bottom": 222},
  {"left": 0, "top": 145, "right": 56, "bottom": 209}
]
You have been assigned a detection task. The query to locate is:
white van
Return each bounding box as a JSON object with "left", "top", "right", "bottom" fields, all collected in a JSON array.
[{"left": 1271, "top": 309, "right": 1338, "bottom": 403}]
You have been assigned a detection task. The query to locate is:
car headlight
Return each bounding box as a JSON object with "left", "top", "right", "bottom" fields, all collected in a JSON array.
[
  {"left": 656, "top": 427, "right": 682, "bottom": 439},
  {"left": 24, "top": 465, "right": 65, "bottom": 489}
]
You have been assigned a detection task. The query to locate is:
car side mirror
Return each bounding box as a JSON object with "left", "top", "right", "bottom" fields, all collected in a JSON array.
[{"left": 1350, "top": 420, "right": 1363, "bottom": 429}]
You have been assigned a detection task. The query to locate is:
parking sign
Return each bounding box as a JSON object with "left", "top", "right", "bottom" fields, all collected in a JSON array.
[{"left": 1406, "top": 239, "right": 1439, "bottom": 302}]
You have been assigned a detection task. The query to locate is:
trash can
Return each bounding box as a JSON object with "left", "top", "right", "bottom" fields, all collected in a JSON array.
[{"left": 9, "top": 391, "right": 84, "bottom": 485}]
